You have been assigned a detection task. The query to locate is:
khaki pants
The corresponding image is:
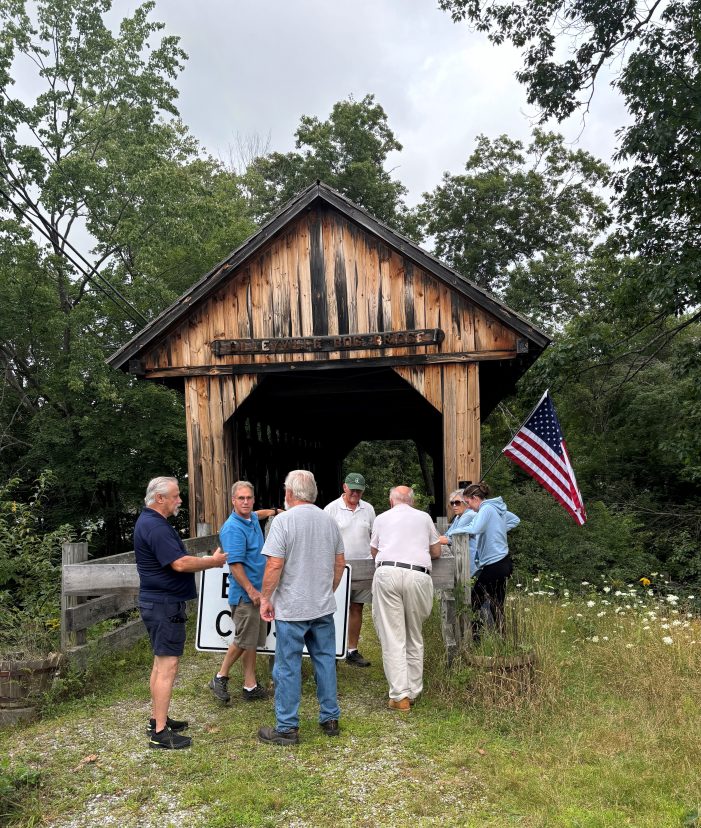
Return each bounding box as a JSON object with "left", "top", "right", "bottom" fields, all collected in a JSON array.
[{"left": 371, "top": 566, "right": 434, "bottom": 700}]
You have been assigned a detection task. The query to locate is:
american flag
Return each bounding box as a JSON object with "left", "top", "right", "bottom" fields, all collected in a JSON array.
[{"left": 503, "top": 390, "right": 587, "bottom": 525}]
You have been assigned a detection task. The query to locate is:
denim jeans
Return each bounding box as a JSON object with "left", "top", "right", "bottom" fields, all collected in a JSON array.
[{"left": 272, "top": 614, "right": 340, "bottom": 732}]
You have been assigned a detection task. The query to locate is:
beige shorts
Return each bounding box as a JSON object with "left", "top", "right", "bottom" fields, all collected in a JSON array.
[
  {"left": 350, "top": 588, "right": 372, "bottom": 604},
  {"left": 232, "top": 599, "right": 268, "bottom": 649}
]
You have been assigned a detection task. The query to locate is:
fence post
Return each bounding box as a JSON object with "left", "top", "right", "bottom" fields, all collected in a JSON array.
[
  {"left": 452, "top": 534, "right": 471, "bottom": 649},
  {"left": 61, "top": 542, "right": 89, "bottom": 651}
]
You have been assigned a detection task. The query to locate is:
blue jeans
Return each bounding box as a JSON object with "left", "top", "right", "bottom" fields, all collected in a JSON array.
[{"left": 272, "top": 614, "right": 340, "bottom": 732}]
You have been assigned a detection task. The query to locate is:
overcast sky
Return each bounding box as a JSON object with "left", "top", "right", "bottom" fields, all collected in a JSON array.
[{"left": 138, "top": 0, "right": 628, "bottom": 207}]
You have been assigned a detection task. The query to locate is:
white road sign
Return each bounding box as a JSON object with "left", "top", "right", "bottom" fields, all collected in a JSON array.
[{"left": 195, "top": 563, "right": 351, "bottom": 657}]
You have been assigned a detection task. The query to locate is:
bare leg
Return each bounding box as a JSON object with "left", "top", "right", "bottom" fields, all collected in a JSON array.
[
  {"left": 241, "top": 647, "right": 258, "bottom": 688},
  {"left": 348, "top": 602, "right": 364, "bottom": 650},
  {"left": 217, "top": 642, "right": 245, "bottom": 677},
  {"left": 151, "top": 655, "right": 180, "bottom": 731}
]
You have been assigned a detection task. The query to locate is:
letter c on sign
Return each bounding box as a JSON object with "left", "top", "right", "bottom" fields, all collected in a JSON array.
[{"left": 215, "top": 608, "right": 233, "bottom": 637}]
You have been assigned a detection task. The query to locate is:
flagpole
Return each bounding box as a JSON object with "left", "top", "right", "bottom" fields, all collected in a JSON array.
[{"left": 479, "top": 389, "right": 550, "bottom": 484}]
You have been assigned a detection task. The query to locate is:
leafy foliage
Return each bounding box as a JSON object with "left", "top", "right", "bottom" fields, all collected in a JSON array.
[
  {"left": 0, "top": 473, "right": 73, "bottom": 655},
  {"left": 243, "top": 94, "right": 419, "bottom": 236},
  {"left": 418, "top": 130, "right": 610, "bottom": 329},
  {"left": 342, "top": 440, "right": 434, "bottom": 514}
]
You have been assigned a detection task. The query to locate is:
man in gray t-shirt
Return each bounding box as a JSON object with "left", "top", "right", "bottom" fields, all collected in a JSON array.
[{"left": 257, "top": 470, "right": 345, "bottom": 746}]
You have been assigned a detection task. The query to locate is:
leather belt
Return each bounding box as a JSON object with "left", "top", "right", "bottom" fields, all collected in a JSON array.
[{"left": 378, "top": 560, "right": 430, "bottom": 574}]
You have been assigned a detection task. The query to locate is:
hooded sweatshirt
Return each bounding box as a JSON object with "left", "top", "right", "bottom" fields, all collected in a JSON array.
[{"left": 461, "top": 496, "right": 520, "bottom": 573}]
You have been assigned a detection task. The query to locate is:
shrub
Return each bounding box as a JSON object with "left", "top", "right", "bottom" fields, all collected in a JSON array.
[{"left": 0, "top": 472, "right": 73, "bottom": 656}]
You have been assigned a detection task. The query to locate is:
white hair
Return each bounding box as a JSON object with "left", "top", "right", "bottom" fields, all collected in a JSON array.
[
  {"left": 284, "top": 469, "right": 317, "bottom": 503},
  {"left": 145, "top": 476, "right": 177, "bottom": 506},
  {"left": 232, "top": 480, "right": 255, "bottom": 498},
  {"left": 389, "top": 486, "right": 414, "bottom": 506},
  {"left": 449, "top": 489, "right": 464, "bottom": 503}
]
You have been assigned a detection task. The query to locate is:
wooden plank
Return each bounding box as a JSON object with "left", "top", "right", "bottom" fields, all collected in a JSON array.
[
  {"left": 342, "top": 219, "right": 358, "bottom": 333},
  {"left": 141, "top": 351, "right": 510, "bottom": 378},
  {"left": 442, "top": 364, "right": 458, "bottom": 498},
  {"left": 309, "top": 212, "right": 328, "bottom": 336},
  {"left": 208, "top": 378, "right": 228, "bottom": 530},
  {"left": 297, "top": 216, "right": 314, "bottom": 359},
  {"left": 64, "top": 593, "right": 137, "bottom": 633},
  {"left": 466, "top": 362, "right": 481, "bottom": 483},
  {"left": 423, "top": 364, "right": 443, "bottom": 413},
  {"left": 286, "top": 230, "right": 302, "bottom": 338},
  {"left": 453, "top": 362, "right": 469, "bottom": 485},
  {"left": 347, "top": 555, "right": 454, "bottom": 592},
  {"left": 63, "top": 564, "right": 140, "bottom": 595},
  {"left": 185, "top": 377, "right": 205, "bottom": 531},
  {"left": 61, "top": 542, "right": 88, "bottom": 650},
  {"left": 67, "top": 617, "right": 147, "bottom": 670},
  {"left": 379, "top": 243, "right": 392, "bottom": 332},
  {"left": 84, "top": 551, "right": 135, "bottom": 566},
  {"left": 323, "top": 211, "right": 340, "bottom": 339},
  {"left": 452, "top": 534, "right": 471, "bottom": 647}
]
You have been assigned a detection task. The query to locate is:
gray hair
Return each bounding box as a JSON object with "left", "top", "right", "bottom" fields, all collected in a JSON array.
[
  {"left": 231, "top": 480, "right": 255, "bottom": 498},
  {"left": 449, "top": 489, "right": 464, "bottom": 503},
  {"left": 389, "top": 486, "right": 414, "bottom": 506},
  {"left": 284, "top": 469, "right": 317, "bottom": 503},
  {"left": 145, "top": 476, "right": 177, "bottom": 506}
]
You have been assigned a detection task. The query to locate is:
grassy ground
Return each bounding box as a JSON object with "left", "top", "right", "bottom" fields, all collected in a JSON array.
[{"left": 2, "top": 580, "right": 701, "bottom": 827}]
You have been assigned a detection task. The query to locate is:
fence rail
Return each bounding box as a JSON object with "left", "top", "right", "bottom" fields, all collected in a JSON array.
[{"left": 60, "top": 530, "right": 470, "bottom": 665}]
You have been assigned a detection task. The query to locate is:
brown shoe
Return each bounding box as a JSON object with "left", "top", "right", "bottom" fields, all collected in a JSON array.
[{"left": 388, "top": 697, "right": 411, "bottom": 712}]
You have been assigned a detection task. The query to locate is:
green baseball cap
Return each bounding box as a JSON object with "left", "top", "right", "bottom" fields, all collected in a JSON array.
[{"left": 344, "top": 472, "right": 366, "bottom": 490}]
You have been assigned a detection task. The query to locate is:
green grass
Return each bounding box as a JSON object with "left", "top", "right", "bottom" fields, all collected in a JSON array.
[{"left": 1, "top": 580, "right": 701, "bottom": 827}]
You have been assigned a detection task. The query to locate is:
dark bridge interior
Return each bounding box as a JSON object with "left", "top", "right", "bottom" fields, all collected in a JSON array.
[{"left": 230, "top": 368, "right": 443, "bottom": 513}]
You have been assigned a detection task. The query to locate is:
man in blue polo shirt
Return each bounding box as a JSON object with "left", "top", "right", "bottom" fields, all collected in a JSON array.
[
  {"left": 135, "top": 476, "right": 226, "bottom": 750},
  {"left": 208, "top": 480, "right": 272, "bottom": 704}
]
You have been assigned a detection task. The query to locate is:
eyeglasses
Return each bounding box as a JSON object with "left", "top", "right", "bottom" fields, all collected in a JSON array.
[{"left": 449, "top": 500, "right": 464, "bottom": 506}]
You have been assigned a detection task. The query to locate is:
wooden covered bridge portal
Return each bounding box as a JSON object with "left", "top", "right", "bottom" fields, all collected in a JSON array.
[{"left": 108, "top": 182, "right": 548, "bottom": 530}]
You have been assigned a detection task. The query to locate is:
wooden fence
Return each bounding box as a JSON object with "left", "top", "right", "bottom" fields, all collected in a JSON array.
[{"left": 60, "top": 530, "right": 471, "bottom": 666}]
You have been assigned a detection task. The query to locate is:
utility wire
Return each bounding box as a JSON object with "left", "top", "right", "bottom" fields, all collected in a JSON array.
[{"left": 0, "top": 182, "right": 148, "bottom": 326}]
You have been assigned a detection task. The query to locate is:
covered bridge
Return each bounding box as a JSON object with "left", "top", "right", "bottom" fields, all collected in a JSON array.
[{"left": 108, "top": 182, "right": 549, "bottom": 531}]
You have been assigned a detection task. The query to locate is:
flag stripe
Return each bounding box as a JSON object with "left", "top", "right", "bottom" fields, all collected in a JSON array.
[
  {"left": 507, "top": 432, "right": 571, "bottom": 490},
  {"left": 503, "top": 445, "right": 579, "bottom": 512},
  {"left": 502, "top": 391, "right": 586, "bottom": 525},
  {"left": 506, "top": 454, "right": 585, "bottom": 524}
]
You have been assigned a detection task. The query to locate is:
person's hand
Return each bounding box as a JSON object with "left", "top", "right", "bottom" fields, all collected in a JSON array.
[
  {"left": 438, "top": 535, "right": 449, "bottom": 545},
  {"left": 211, "top": 547, "right": 227, "bottom": 567},
  {"left": 260, "top": 596, "right": 275, "bottom": 621},
  {"left": 247, "top": 586, "right": 262, "bottom": 607}
]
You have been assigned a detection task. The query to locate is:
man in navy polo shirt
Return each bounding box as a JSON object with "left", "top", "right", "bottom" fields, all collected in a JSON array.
[{"left": 135, "top": 476, "right": 226, "bottom": 749}]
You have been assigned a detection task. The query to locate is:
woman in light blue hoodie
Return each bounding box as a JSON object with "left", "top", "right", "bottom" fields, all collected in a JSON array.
[
  {"left": 462, "top": 482, "right": 520, "bottom": 639},
  {"left": 438, "top": 490, "right": 478, "bottom": 575}
]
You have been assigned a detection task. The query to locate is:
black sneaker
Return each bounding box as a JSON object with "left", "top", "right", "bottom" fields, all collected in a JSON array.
[
  {"left": 149, "top": 726, "right": 192, "bottom": 750},
  {"left": 147, "top": 716, "right": 189, "bottom": 733},
  {"left": 242, "top": 684, "right": 269, "bottom": 701},
  {"left": 208, "top": 674, "right": 230, "bottom": 703},
  {"left": 258, "top": 726, "right": 299, "bottom": 746},
  {"left": 320, "top": 719, "right": 340, "bottom": 737},
  {"left": 345, "top": 650, "right": 371, "bottom": 667}
]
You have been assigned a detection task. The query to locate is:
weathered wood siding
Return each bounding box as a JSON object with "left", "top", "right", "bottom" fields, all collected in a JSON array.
[
  {"left": 394, "top": 362, "right": 481, "bottom": 489},
  {"left": 139, "top": 207, "right": 519, "bottom": 373}
]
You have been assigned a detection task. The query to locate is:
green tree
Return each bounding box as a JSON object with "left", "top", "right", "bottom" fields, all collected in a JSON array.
[
  {"left": 438, "top": 0, "right": 701, "bottom": 322},
  {"left": 418, "top": 130, "right": 610, "bottom": 330},
  {"left": 243, "top": 94, "right": 418, "bottom": 237},
  {"left": 0, "top": 0, "right": 254, "bottom": 550}
]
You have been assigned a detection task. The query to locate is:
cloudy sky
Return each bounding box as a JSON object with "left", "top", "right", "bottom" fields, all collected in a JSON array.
[{"left": 138, "top": 1, "right": 628, "bottom": 207}]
